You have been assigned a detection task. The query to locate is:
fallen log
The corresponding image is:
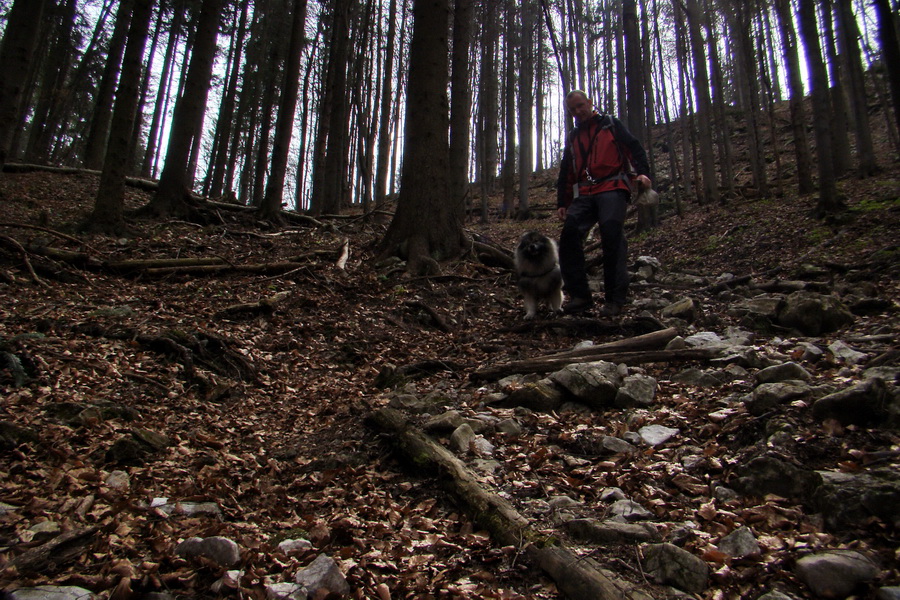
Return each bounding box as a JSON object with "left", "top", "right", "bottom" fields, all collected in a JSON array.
[
  {"left": 472, "top": 347, "right": 722, "bottom": 381},
  {"left": 367, "top": 408, "right": 654, "bottom": 600}
]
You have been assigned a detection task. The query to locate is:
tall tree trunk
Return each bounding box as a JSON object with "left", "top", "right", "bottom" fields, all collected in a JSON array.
[
  {"left": 835, "top": 0, "right": 877, "bottom": 177},
  {"left": 377, "top": 0, "right": 464, "bottom": 275},
  {"left": 774, "top": 0, "right": 815, "bottom": 195},
  {"left": 0, "top": 0, "right": 48, "bottom": 170},
  {"left": 821, "top": 0, "right": 852, "bottom": 176},
  {"left": 672, "top": 0, "right": 693, "bottom": 202},
  {"left": 874, "top": 0, "right": 900, "bottom": 135},
  {"left": 207, "top": 0, "right": 249, "bottom": 198},
  {"left": 702, "top": 0, "right": 734, "bottom": 196},
  {"left": 449, "top": 0, "right": 474, "bottom": 225},
  {"left": 685, "top": 0, "right": 719, "bottom": 205},
  {"left": 797, "top": 0, "right": 845, "bottom": 217},
  {"left": 83, "top": 0, "right": 134, "bottom": 170},
  {"left": 142, "top": 0, "right": 184, "bottom": 177},
  {"left": 500, "top": 0, "right": 517, "bottom": 219},
  {"left": 477, "top": 0, "right": 499, "bottom": 224},
  {"left": 260, "top": 0, "right": 309, "bottom": 219},
  {"left": 85, "top": 0, "right": 154, "bottom": 234},
  {"left": 517, "top": 0, "right": 535, "bottom": 220},
  {"left": 26, "top": 0, "right": 77, "bottom": 163},
  {"left": 146, "top": 0, "right": 224, "bottom": 217},
  {"left": 727, "top": 2, "right": 768, "bottom": 198},
  {"left": 374, "top": 0, "right": 399, "bottom": 209},
  {"left": 623, "top": 0, "right": 644, "bottom": 145},
  {"left": 320, "top": 0, "right": 354, "bottom": 215}
]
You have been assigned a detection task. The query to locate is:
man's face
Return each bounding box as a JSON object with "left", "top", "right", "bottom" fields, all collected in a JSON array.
[{"left": 566, "top": 93, "right": 594, "bottom": 124}]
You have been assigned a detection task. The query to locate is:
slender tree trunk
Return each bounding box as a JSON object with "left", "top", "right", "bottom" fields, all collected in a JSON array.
[
  {"left": 143, "top": 0, "right": 184, "bottom": 177},
  {"left": 146, "top": 0, "right": 224, "bottom": 217},
  {"left": 477, "top": 0, "right": 499, "bottom": 224},
  {"left": 797, "top": 0, "right": 845, "bottom": 217},
  {"left": 774, "top": 0, "right": 815, "bottom": 195},
  {"left": 835, "top": 0, "right": 877, "bottom": 177},
  {"left": 260, "top": 0, "right": 309, "bottom": 218},
  {"left": 0, "top": 0, "right": 48, "bottom": 169},
  {"left": 449, "top": 0, "right": 474, "bottom": 224},
  {"left": 85, "top": 0, "right": 154, "bottom": 234},
  {"left": 874, "top": 0, "right": 900, "bottom": 135},
  {"left": 623, "top": 0, "right": 644, "bottom": 144},
  {"left": 822, "top": 0, "right": 853, "bottom": 176},
  {"left": 83, "top": 0, "right": 134, "bottom": 170},
  {"left": 517, "top": 0, "right": 535, "bottom": 220},
  {"left": 672, "top": 0, "right": 693, "bottom": 201},
  {"left": 500, "top": 0, "right": 517, "bottom": 219},
  {"left": 374, "top": 0, "right": 399, "bottom": 209},
  {"left": 685, "top": 0, "right": 719, "bottom": 205}
]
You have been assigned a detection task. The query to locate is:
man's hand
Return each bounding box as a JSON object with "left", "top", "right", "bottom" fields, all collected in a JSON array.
[
  {"left": 635, "top": 174, "right": 651, "bottom": 191},
  {"left": 557, "top": 206, "right": 567, "bottom": 221}
]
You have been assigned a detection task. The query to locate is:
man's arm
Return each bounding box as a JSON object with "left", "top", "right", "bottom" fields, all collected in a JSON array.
[
  {"left": 611, "top": 116, "right": 651, "bottom": 178},
  {"left": 556, "top": 144, "right": 574, "bottom": 208}
]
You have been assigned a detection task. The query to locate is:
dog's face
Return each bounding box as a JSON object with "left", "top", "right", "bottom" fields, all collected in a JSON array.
[{"left": 516, "top": 231, "right": 554, "bottom": 261}]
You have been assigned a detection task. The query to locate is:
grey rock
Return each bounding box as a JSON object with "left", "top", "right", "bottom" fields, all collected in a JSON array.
[
  {"left": 683, "top": 331, "right": 725, "bottom": 348},
  {"left": 876, "top": 587, "right": 900, "bottom": 600},
  {"left": 863, "top": 366, "right": 900, "bottom": 383},
  {"left": 450, "top": 423, "right": 476, "bottom": 454},
  {"left": 722, "top": 326, "right": 756, "bottom": 346},
  {"left": 744, "top": 381, "right": 811, "bottom": 416},
  {"left": 496, "top": 418, "right": 522, "bottom": 436},
  {"left": 642, "top": 542, "right": 709, "bottom": 594},
  {"left": 661, "top": 297, "right": 700, "bottom": 322},
  {"left": 665, "top": 336, "right": 687, "bottom": 350},
  {"left": 175, "top": 536, "right": 241, "bottom": 568},
  {"left": 735, "top": 294, "right": 785, "bottom": 319},
  {"left": 422, "top": 410, "right": 465, "bottom": 433},
  {"left": 548, "top": 495, "right": 582, "bottom": 510},
  {"left": 609, "top": 499, "right": 654, "bottom": 522},
  {"left": 294, "top": 554, "right": 350, "bottom": 597},
  {"left": 814, "top": 468, "right": 900, "bottom": 530},
  {"left": 278, "top": 538, "right": 313, "bottom": 554},
  {"left": 599, "top": 487, "right": 627, "bottom": 502},
  {"left": 828, "top": 340, "right": 868, "bottom": 365},
  {"left": 565, "top": 519, "right": 659, "bottom": 544},
  {"left": 614, "top": 374, "right": 658, "bottom": 408},
  {"left": 717, "top": 526, "right": 760, "bottom": 558},
  {"left": 795, "top": 550, "right": 879, "bottom": 598},
  {"left": 714, "top": 486, "right": 739, "bottom": 502},
  {"left": 800, "top": 342, "right": 826, "bottom": 363},
  {"left": 672, "top": 367, "right": 729, "bottom": 387},
  {"left": 638, "top": 424, "right": 679, "bottom": 446},
  {"left": 549, "top": 361, "right": 622, "bottom": 410},
  {"left": 757, "top": 362, "right": 812, "bottom": 384},
  {"left": 777, "top": 291, "right": 855, "bottom": 335},
  {"left": 9, "top": 586, "right": 96, "bottom": 600},
  {"left": 265, "top": 582, "right": 307, "bottom": 600},
  {"left": 733, "top": 456, "right": 822, "bottom": 500},
  {"left": 812, "top": 378, "right": 894, "bottom": 427},
  {"left": 600, "top": 435, "right": 637, "bottom": 455},
  {"left": 501, "top": 380, "right": 564, "bottom": 412},
  {"left": 471, "top": 436, "right": 495, "bottom": 456}
]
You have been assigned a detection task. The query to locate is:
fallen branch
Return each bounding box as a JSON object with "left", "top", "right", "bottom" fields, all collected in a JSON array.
[
  {"left": 9, "top": 526, "right": 98, "bottom": 574},
  {"left": 216, "top": 291, "right": 292, "bottom": 319},
  {"left": 472, "top": 347, "right": 721, "bottom": 381},
  {"left": 367, "top": 408, "right": 654, "bottom": 600}
]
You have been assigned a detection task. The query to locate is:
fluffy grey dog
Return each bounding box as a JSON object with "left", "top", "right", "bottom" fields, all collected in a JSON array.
[{"left": 514, "top": 231, "right": 563, "bottom": 320}]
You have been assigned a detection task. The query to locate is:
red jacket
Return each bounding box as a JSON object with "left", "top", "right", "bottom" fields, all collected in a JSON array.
[{"left": 557, "top": 112, "right": 650, "bottom": 208}]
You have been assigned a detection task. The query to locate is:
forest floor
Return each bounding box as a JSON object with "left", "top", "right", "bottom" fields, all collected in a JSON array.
[{"left": 0, "top": 159, "right": 898, "bottom": 599}]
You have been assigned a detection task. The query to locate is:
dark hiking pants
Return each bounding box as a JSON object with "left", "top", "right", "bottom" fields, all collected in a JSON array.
[{"left": 559, "top": 189, "right": 629, "bottom": 305}]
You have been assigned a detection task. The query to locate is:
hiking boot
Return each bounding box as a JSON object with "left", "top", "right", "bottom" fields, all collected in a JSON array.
[
  {"left": 598, "top": 302, "right": 622, "bottom": 317},
  {"left": 562, "top": 296, "right": 594, "bottom": 314}
]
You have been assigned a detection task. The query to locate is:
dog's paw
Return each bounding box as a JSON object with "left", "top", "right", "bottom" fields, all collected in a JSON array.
[{"left": 523, "top": 312, "right": 537, "bottom": 320}]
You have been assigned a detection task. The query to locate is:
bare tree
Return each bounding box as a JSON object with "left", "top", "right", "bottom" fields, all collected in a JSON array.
[
  {"left": 449, "top": 0, "right": 475, "bottom": 224},
  {"left": 85, "top": 0, "right": 155, "bottom": 234},
  {"left": 684, "top": 0, "right": 719, "bottom": 205},
  {"left": 260, "top": 0, "right": 309, "bottom": 219},
  {"left": 145, "top": 0, "right": 224, "bottom": 218},
  {"left": 0, "top": 0, "right": 49, "bottom": 170},
  {"left": 797, "top": 0, "right": 845, "bottom": 217},
  {"left": 377, "top": 0, "right": 466, "bottom": 274}
]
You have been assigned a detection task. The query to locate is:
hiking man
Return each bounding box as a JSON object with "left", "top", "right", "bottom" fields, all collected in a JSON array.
[{"left": 556, "top": 90, "right": 652, "bottom": 317}]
